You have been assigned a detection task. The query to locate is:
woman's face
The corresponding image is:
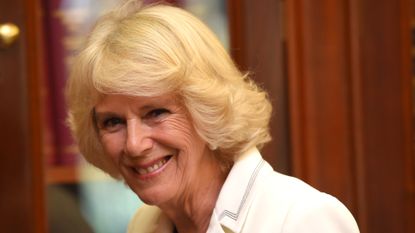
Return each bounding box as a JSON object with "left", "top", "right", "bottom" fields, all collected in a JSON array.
[{"left": 94, "top": 94, "right": 215, "bottom": 206}]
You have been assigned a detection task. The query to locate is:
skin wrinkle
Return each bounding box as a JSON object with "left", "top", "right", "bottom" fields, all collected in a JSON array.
[
  {"left": 164, "top": 150, "right": 223, "bottom": 232},
  {"left": 158, "top": 115, "right": 223, "bottom": 232},
  {"left": 165, "top": 146, "right": 225, "bottom": 233},
  {"left": 95, "top": 93, "right": 228, "bottom": 233}
]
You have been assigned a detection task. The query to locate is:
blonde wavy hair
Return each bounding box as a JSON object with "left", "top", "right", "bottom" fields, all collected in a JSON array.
[{"left": 66, "top": 1, "right": 272, "bottom": 177}]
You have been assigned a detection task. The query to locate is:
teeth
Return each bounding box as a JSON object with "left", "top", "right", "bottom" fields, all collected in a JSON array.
[
  {"left": 137, "top": 168, "right": 147, "bottom": 175},
  {"left": 135, "top": 158, "right": 168, "bottom": 175}
]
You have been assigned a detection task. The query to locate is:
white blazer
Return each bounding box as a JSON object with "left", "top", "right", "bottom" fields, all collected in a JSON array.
[{"left": 127, "top": 148, "right": 360, "bottom": 233}]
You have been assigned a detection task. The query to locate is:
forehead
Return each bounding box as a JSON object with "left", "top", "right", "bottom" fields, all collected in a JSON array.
[{"left": 94, "top": 94, "right": 180, "bottom": 112}]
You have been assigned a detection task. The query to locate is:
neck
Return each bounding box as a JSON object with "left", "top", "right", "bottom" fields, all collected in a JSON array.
[{"left": 161, "top": 153, "right": 229, "bottom": 233}]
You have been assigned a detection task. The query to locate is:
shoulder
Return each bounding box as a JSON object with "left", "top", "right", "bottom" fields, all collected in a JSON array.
[
  {"left": 282, "top": 192, "right": 360, "bottom": 232},
  {"left": 247, "top": 171, "right": 360, "bottom": 232},
  {"left": 127, "top": 204, "right": 164, "bottom": 233}
]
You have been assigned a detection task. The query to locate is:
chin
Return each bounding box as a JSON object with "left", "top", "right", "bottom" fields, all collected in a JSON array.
[{"left": 130, "top": 185, "right": 171, "bottom": 206}]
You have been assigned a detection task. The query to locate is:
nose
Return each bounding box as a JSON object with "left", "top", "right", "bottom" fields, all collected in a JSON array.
[{"left": 124, "top": 119, "right": 153, "bottom": 157}]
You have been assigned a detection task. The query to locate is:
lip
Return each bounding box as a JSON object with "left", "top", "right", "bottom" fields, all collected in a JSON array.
[{"left": 128, "top": 155, "right": 173, "bottom": 180}]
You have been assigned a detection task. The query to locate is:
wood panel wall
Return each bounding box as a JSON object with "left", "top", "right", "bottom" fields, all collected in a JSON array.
[
  {"left": 228, "top": 0, "right": 291, "bottom": 173},
  {"left": 286, "top": 0, "right": 358, "bottom": 210},
  {"left": 229, "top": 0, "right": 415, "bottom": 232},
  {"left": 0, "top": 0, "right": 46, "bottom": 232},
  {"left": 286, "top": 0, "right": 415, "bottom": 232}
]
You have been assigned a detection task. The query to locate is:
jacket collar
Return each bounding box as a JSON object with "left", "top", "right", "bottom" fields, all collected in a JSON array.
[
  {"left": 150, "top": 148, "right": 268, "bottom": 233},
  {"left": 211, "top": 147, "right": 268, "bottom": 233}
]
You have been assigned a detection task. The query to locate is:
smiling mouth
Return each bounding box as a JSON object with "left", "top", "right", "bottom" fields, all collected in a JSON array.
[{"left": 133, "top": 155, "right": 172, "bottom": 176}]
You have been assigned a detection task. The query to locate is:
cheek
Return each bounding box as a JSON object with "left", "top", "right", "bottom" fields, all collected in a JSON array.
[
  {"left": 100, "top": 132, "right": 125, "bottom": 159},
  {"left": 168, "top": 121, "right": 206, "bottom": 155}
]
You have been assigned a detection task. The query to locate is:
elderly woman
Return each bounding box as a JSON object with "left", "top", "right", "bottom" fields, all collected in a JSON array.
[{"left": 66, "top": 1, "right": 360, "bottom": 233}]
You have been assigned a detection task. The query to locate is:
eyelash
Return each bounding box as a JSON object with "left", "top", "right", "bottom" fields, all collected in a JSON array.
[
  {"left": 97, "top": 108, "right": 170, "bottom": 132},
  {"left": 145, "top": 108, "right": 170, "bottom": 119},
  {"left": 101, "top": 117, "right": 124, "bottom": 129}
]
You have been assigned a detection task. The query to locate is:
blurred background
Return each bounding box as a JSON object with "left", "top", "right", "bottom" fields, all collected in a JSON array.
[{"left": 0, "top": 0, "right": 414, "bottom": 232}]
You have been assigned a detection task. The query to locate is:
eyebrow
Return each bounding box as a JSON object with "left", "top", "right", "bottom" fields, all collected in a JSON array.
[
  {"left": 93, "top": 110, "right": 120, "bottom": 121},
  {"left": 93, "top": 104, "right": 162, "bottom": 121},
  {"left": 92, "top": 96, "right": 176, "bottom": 120}
]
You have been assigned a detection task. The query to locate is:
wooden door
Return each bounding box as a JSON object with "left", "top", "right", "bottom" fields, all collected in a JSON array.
[{"left": 0, "top": 0, "right": 45, "bottom": 232}]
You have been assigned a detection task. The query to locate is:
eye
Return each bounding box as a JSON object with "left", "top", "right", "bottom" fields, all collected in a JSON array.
[
  {"left": 145, "top": 108, "right": 170, "bottom": 120},
  {"left": 98, "top": 117, "right": 125, "bottom": 132}
]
